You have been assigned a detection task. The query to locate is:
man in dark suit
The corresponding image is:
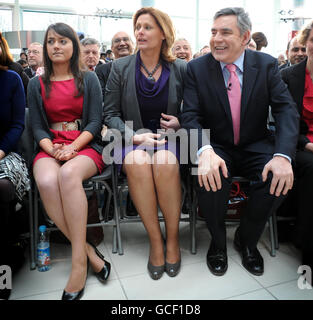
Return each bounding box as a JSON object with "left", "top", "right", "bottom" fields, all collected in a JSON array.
[
  {"left": 96, "top": 31, "right": 133, "bottom": 100},
  {"left": 181, "top": 7, "right": 299, "bottom": 276}
]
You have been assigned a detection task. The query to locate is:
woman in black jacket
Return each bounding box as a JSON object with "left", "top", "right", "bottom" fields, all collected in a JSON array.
[{"left": 281, "top": 21, "right": 313, "bottom": 275}]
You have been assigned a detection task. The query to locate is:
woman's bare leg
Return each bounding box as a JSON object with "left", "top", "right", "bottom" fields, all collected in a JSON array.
[
  {"left": 152, "top": 150, "right": 181, "bottom": 264},
  {"left": 123, "top": 150, "right": 165, "bottom": 266}
]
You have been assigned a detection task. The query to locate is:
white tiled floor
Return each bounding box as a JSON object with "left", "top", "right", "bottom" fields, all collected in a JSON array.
[{"left": 9, "top": 221, "right": 313, "bottom": 300}]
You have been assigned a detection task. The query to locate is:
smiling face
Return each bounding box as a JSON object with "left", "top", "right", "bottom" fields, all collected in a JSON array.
[
  {"left": 46, "top": 29, "right": 73, "bottom": 65},
  {"left": 172, "top": 39, "right": 192, "bottom": 61},
  {"left": 210, "top": 15, "right": 250, "bottom": 64},
  {"left": 134, "top": 13, "right": 165, "bottom": 53},
  {"left": 111, "top": 32, "right": 133, "bottom": 59}
]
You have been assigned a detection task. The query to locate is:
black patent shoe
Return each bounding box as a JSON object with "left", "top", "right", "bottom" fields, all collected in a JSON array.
[
  {"left": 206, "top": 246, "right": 228, "bottom": 276},
  {"left": 234, "top": 228, "right": 264, "bottom": 276},
  {"left": 88, "top": 242, "right": 111, "bottom": 283},
  {"left": 147, "top": 260, "right": 165, "bottom": 280},
  {"left": 62, "top": 261, "right": 89, "bottom": 300},
  {"left": 62, "top": 287, "right": 85, "bottom": 301}
]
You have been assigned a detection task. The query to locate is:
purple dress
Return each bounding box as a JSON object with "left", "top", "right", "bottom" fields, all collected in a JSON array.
[{"left": 114, "top": 52, "right": 179, "bottom": 172}]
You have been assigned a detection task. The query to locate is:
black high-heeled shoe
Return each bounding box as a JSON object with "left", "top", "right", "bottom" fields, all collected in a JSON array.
[
  {"left": 62, "top": 260, "right": 89, "bottom": 301},
  {"left": 87, "top": 242, "right": 111, "bottom": 283}
]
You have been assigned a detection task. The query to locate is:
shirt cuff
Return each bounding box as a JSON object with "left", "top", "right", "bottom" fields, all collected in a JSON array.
[
  {"left": 196, "top": 145, "right": 213, "bottom": 164},
  {"left": 273, "top": 153, "right": 291, "bottom": 163}
]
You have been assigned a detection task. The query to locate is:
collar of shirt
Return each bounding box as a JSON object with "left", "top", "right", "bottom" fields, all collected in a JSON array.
[{"left": 220, "top": 51, "right": 245, "bottom": 88}]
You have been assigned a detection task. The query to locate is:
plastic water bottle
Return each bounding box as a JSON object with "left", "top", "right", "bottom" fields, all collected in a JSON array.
[{"left": 37, "top": 225, "right": 51, "bottom": 272}]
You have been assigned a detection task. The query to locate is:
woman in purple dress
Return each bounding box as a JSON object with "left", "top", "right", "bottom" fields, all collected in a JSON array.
[{"left": 103, "top": 7, "right": 187, "bottom": 280}]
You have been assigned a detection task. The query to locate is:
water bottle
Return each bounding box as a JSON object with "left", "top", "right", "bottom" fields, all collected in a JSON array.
[{"left": 37, "top": 225, "right": 51, "bottom": 272}]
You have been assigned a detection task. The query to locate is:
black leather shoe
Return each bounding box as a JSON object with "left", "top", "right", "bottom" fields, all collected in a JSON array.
[
  {"left": 62, "top": 287, "right": 85, "bottom": 301},
  {"left": 88, "top": 242, "right": 111, "bottom": 283},
  {"left": 206, "top": 246, "right": 228, "bottom": 276},
  {"left": 62, "top": 261, "right": 89, "bottom": 300},
  {"left": 234, "top": 228, "right": 264, "bottom": 276}
]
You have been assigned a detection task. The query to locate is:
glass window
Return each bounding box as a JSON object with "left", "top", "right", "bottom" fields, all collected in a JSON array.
[{"left": 0, "top": 9, "right": 12, "bottom": 32}]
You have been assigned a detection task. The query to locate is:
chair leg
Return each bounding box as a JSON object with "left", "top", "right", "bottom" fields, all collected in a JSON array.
[
  {"left": 28, "top": 188, "right": 36, "bottom": 270},
  {"left": 272, "top": 211, "right": 279, "bottom": 250},
  {"left": 34, "top": 185, "right": 39, "bottom": 267},
  {"left": 190, "top": 189, "right": 198, "bottom": 254},
  {"left": 268, "top": 215, "right": 276, "bottom": 257},
  {"left": 112, "top": 166, "right": 123, "bottom": 255}
]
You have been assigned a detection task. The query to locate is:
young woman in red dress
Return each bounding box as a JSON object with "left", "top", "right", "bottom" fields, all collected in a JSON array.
[{"left": 28, "top": 23, "right": 110, "bottom": 300}]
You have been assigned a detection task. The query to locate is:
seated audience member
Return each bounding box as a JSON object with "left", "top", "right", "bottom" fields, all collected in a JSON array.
[
  {"left": 181, "top": 7, "right": 299, "bottom": 277},
  {"left": 172, "top": 38, "right": 192, "bottom": 62},
  {"left": 105, "top": 49, "right": 114, "bottom": 62},
  {"left": 81, "top": 37, "right": 102, "bottom": 71},
  {"left": 24, "top": 42, "right": 43, "bottom": 78},
  {"left": 193, "top": 52, "right": 201, "bottom": 59},
  {"left": 103, "top": 7, "right": 186, "bottom": 280},
  {"left": 0, "top": 32, "right": 29, "bottom": 97},
  {"left": 200, "top": 45, "right": 210, "bottom": 56},
  {"left": 277, "top": 53, "right": 286, "bottom": 66},
  {"left": 281, "top": 22, "right": 313, "bottom": 281},
  {"left": 0, "top": 43, "right": 29, "bottom": 300},
  {"left": 28, "top": 22, "right": 111, "bottom": 300},
  {"left": 247, "top": 38, "right": 257, "bottom": 50},
  {"left": 17, "top": 58, "right": 28, "bottom": 69},
  {"left": 19, "top": 51, "right": 27, "bottom": 61},
  {"left": 252, "top": 31, "right": 268, "bottom": 51},
  {"left": 96, "top": 31, "right": 134, "bottom": 99},
  {"left": 280, "top": 36, "right": 307, "bottom": 70}
]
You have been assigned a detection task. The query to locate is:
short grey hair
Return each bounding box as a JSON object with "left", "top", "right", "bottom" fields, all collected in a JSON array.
[
  {"left": 214, "top": 7, "right": 252, "bottom": 36},
  {"left": 81, "top": 37, "right": 100, "bottom": 48}
]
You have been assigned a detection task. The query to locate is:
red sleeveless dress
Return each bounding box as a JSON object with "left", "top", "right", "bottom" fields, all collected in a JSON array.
[{"left": 33, "top": 77, "right": 104, "bottom": 173}]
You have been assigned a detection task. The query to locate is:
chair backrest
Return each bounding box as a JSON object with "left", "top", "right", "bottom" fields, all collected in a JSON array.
[{"left": 18, "top": 108, "right": 35, "bottom": 170}]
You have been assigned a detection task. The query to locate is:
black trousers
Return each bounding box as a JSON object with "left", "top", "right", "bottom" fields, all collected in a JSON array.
[
  {"left": 294, "top": 150, "right": 313, "bottom": 268},
  {"left": 196, "top": 147, "right": 285, "bottom": 251}
]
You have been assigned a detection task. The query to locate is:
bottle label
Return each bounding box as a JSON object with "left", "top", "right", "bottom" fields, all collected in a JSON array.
[{"left": 37, "top": 246, "right": 51, "bottom": 266}]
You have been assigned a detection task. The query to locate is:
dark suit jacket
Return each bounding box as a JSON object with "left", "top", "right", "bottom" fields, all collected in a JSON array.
[
  {"left": 95, "top": 62, "right": 112, "bottom": 101},
  {"left": 281, "top": 58, "right": 309, "bottom": 150},
  {"left": 24, "top": 67, "right": 35, "bottom": 79},
  {"left": 181, "top": 50, "right": 299, "bottom": 160},
  {"left": 103, "top": 54, "right": 187, "bottom": 143}
]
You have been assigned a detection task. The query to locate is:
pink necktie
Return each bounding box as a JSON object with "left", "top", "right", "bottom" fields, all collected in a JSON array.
[{"left": 226, "top": 64, "right": 241, "bottom": 145}]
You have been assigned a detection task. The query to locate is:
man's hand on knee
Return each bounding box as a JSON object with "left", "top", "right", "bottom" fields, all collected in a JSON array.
[
  {"left": 262, "top": 156, "right": 294, "bottom": 197},
  {"left": 198, "top": 148, "right": 228, "bottom": 192}
]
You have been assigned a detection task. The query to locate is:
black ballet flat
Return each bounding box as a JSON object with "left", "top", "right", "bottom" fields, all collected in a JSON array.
[{"left": 88, "top": 242, "right": 111, "bottom": 283}]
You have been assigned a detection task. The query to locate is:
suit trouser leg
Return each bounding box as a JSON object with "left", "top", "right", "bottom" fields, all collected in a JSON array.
[
  {"left": 196, "top": 147, "right": 234, "bottom": 251},
  {"left": 238, "top": 152, "right": 286, "bottom": 249},
  {"left": 197, "top": 174, "right": 232, "bottom": 250}
]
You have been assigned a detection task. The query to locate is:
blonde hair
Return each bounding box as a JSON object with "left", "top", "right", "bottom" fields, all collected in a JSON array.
[
  {"left": 298, "top": 20, "right": 313, "bottom": 46},
  {"left": 133, "top": 7, "right": 176, "bottom": 63}
]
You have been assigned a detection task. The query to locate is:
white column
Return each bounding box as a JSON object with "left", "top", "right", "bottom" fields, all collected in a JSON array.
[{"left": 12, "top": 0, "right": 21, "bottom": 31}]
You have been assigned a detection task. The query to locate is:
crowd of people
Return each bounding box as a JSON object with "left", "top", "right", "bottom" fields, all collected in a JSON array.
[{"left": 1, "top": 5, "right": 313, "bottom": 300}]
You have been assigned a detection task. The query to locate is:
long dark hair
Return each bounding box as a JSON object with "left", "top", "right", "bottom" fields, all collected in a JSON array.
[
  {"left": 42, "top": 22, "right": 85, "bottom": 97},
  {"left": 0, "top": 32, "right": 13, "bottom": 70}
]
